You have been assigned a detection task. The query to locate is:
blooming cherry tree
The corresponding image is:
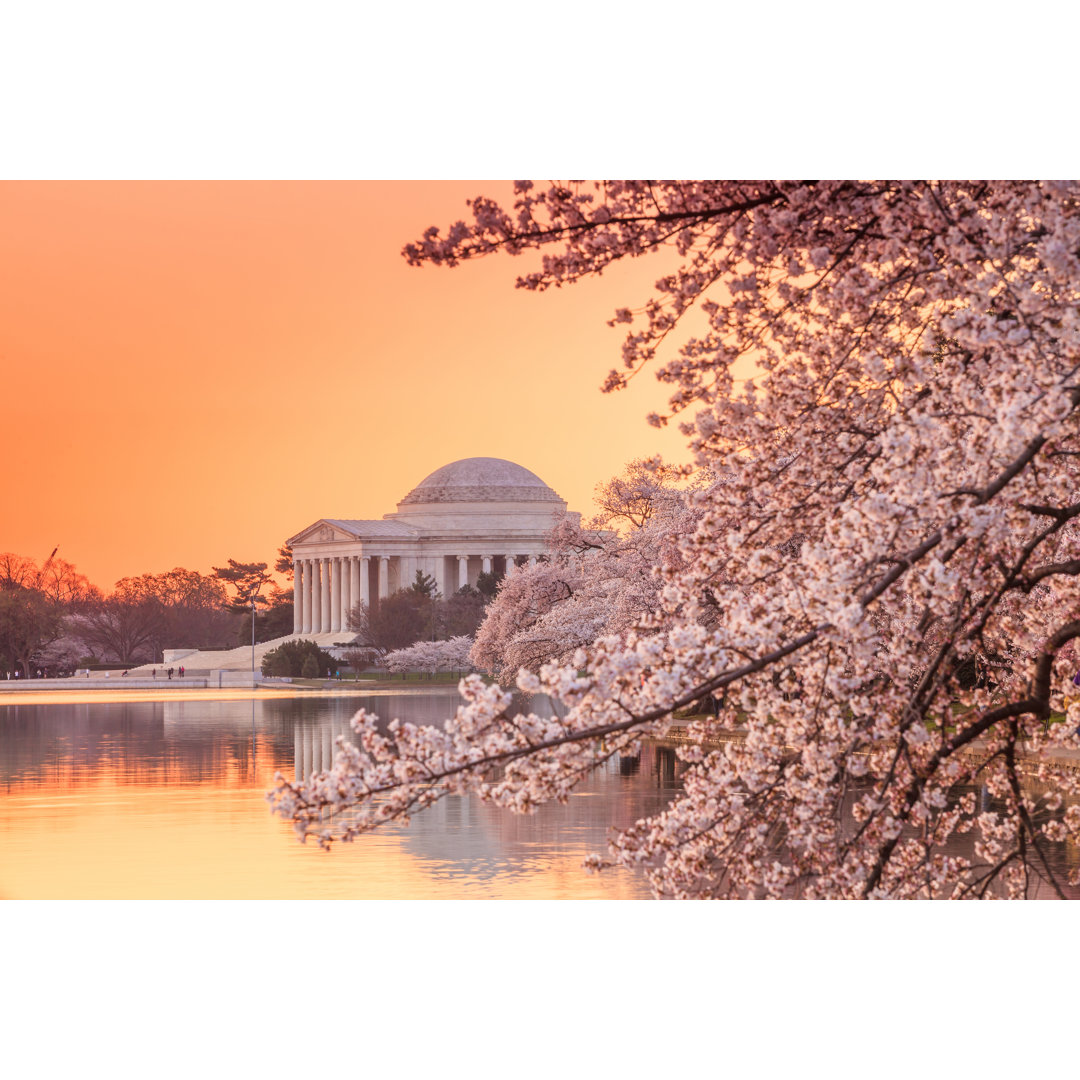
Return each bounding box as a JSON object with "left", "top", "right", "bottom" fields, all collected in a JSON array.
[
  {"left": 270, "top": 181, "right": 1080, "bottom": 898},
  {"left": 383, "top": 635, "right": 475, "bottom": 675},
  {"left": 470, "top": 461, "right": 700, "bottom": 682}
]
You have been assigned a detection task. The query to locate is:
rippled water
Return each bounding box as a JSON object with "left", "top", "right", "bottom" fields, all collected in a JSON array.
[{"left": 0, "top": 690, "right": 682, "bottom": 899}]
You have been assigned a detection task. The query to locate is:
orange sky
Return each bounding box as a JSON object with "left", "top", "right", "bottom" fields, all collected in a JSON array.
[{"left": 0, "top": 181, "right": 691, "bottom": 590}]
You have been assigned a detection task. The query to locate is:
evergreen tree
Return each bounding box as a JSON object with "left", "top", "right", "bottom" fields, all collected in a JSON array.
[{"left": 262, "top": 638, "right": 337, "bottom": 678}]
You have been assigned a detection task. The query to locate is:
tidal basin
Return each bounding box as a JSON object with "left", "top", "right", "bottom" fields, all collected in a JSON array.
[{"left": 0, "top": 688, "right": 681, "bottom": 899}]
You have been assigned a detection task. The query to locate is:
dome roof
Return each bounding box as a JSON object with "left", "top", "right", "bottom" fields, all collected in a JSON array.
[{"left": 399, "top": 457, "right": 564, "bottom": 505}]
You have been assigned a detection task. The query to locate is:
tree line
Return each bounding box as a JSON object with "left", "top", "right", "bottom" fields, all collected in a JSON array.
[{"left": 0, "top": 546, "right": 296, "bottom": 676}]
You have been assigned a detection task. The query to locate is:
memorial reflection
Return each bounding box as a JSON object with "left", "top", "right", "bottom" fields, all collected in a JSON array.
[
  {"left": 4, "top": 692, "right": 1080, "bottom": 898},
  {"left": 280, "top": 693, "right": 685, "bottom": 884}
]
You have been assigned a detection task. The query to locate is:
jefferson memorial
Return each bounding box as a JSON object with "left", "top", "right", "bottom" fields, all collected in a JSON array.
[{"left": 288, "top": 457, "right": 580, "bottom": 635}]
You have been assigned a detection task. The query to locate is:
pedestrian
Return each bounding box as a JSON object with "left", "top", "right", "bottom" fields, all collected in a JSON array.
[
  {"left": 179, "top": 665, "right": 185, "bottom": 678},
  {"left": 152, "top": 669, "right": 156, "bottom": 679},
  {"left": 168, "top": 667, "right": 174, "bottom": 680}
]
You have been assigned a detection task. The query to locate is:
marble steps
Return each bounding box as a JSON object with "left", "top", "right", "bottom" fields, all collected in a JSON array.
[{"left": 126, "top": 631, "right": 359, "bottom": 674}]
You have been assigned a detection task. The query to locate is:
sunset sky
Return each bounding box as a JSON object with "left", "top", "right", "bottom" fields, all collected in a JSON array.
[{"left": 1, "top": 181, "right": 691, "bottom": 589}]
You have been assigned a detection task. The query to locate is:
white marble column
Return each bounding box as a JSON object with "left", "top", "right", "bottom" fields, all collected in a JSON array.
[
  {"left": 349, "top": 556, "right": 360, "bottom": 622},
  {"left": 528, "top": 555, "right": 538, "bottom": 567},
  {"left": 430, "top": 556, "right": 446, "bottom": 598},
  {"left": 339, "top": 557, "right": 349, "bottom": 630},
  {"left": 293, "top": 561, "right": 303, "bottom": 634},
  {"left": 360, "top": 556, "right": 370, "bottom": 608},
  {"left": 305, "top": 559, "right": 315, "bottom": 633},
  {"left": 331, "top": 557, "right": 342, "bottom": 632},
  {"left": 457, "top": 555, "right": 469, "bottom": 590},
  {"left": 481, "top": 555, "right": 492, "bottom": 575},
  {"left": 309, "top": 560, "right": 321, "bottom": 634},
  {"left": 339, "top": 556, "right": 349, "bottom": 629},
  {"left": 378, "top": 556, "right": 389, "bottom": 600},
  {"left": 505, "top": 555, "right": 517, "bottom": 576},
  {"left": 320, "top": 558, "right": 331, "bottom": 632}
]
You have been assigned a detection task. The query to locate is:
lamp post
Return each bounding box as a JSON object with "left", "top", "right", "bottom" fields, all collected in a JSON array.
[{"left": 249, "top": 578, "right": 267, "bottom": 682}]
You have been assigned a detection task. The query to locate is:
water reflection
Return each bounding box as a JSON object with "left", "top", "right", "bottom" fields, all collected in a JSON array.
[
  {"left": 4, "top": 691, "right": 1077, "bottom": 898},
  {"left": 0, "top": 691, "right": 673, "bottom": 899}
]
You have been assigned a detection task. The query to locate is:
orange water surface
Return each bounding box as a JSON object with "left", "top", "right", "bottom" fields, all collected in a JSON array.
[{"left": 0, "top": 689, "right": 677, "bottom": 899}]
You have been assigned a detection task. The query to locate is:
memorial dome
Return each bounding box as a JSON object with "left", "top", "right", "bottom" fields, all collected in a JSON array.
[{"left": 398, "top": 457, "right": 564, "bottom": 505}]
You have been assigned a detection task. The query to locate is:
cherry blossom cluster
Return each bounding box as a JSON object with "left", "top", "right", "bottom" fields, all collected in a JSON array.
[
  {"left": 469, "top": 467, "right": 702, "bottom": 682},
  {"left": 383, "top": 635, "right": 475, "bottom": 674},
  {"left": 271, "top": 182, "right": 1080, "bottom": 897}
]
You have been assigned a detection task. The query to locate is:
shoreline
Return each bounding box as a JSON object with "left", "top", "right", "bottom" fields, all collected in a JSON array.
[{"left": 0, "top": 680, "right": 468, "bottom": 705}]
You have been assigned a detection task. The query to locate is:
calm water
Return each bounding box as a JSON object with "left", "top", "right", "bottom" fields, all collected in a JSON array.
[
  {"left": 5, "top": 689, "right": 1079, "bottom": 899},
  {"left": 0, "top": 690, "right": 682, "bottom": 899}
]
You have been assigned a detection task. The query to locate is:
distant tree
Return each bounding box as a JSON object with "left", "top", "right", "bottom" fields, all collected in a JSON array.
[
  {"left": 72, "top": 595, "right": 164, "bottom": 665},
  {"left": 349, "top": 590, "right": 431, "bottom": 655},
  {"left": 263, "top": 648, "right": 293, "bottom": 677},
  {"left": 0, "top": 585, "right": 64, "bottom": 676},
  {"left": 345, "top": 571, "right": 441, "bottom": 653},
  {"left": 410, "top": 572, "right": 441, "bottom": 638},
  {"left": 440, "top": 585, "right": 488, "bottom": 639},
  {"left": 0, "top": 552, "right": 38, "bottom": 590},
  {"left": 212, "top": 559, "right": 274, "bottom": 612},
  {"left": 251, "top": 586, "right": 294, "bottom": 643},
  {"left": 116, "top": 568, "right": 227, "bottom": 613},
  {"left": 347, "top": 571, "right": 502, "bottom": 660},
  {"left": 213, "top": 551, "right": 296, "bottom": 645},
  {"left": 82, "top": 568, "right": 232, "bottom": 662},
  {"left": 0, "top": 550, "right": 96, "bottom": 602},
  {"left": 261, "top": 638, "right": 337, "bottom": 678},
  {"left": 0, "top": 550, "right": 96, "bottom": 675},
  {"left": 408, "top": 570, "right": 438, "bottom": 597},
  {"left": 275, "top": 544, "right": 294, "bottom": 580},
  {"left": 476, "top": 570, "right": 502, "bottom": 599},
  {"left": 39, "top": 559, "right": 97, "bottom": 606},
  {"left": 36, "top": 632, "right": 86, "bottom": 676}
]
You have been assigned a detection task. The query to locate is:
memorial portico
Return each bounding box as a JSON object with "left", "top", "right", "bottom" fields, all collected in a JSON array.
[{"left": 287, "top": 458, "right": 580, "bottom": 636}]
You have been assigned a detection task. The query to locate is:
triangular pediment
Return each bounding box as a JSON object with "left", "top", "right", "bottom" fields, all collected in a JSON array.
[{"left": 288, "top": 520, "right": 358, "bottom": 546}]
